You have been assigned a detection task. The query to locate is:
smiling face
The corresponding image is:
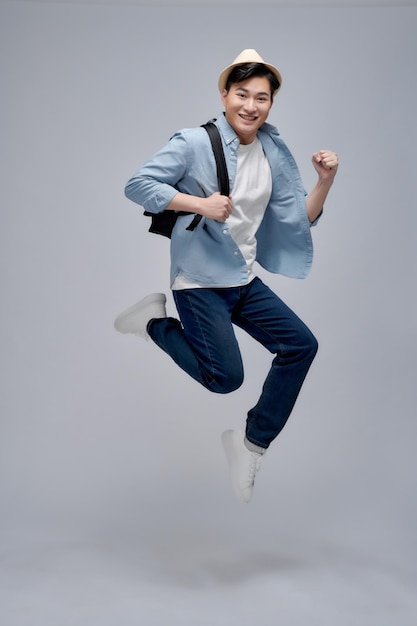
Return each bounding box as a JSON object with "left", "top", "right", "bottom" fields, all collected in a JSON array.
[{"left": 221, "top": 76, "right": 273, "bottom": 145}]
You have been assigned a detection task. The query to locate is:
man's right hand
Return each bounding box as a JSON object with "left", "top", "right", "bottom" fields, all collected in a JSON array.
[{"left": 199, "top": 192, "right": 233, "bottom": 222}]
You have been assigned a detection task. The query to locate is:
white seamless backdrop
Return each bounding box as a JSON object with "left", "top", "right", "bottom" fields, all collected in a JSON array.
[{"left": 1, "top": 2, "right": 416, "bottom": 625}]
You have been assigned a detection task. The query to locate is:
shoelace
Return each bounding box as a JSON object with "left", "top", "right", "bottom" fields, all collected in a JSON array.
[{"left": 246, "top": 452, "right": 263, "bottom": 487}]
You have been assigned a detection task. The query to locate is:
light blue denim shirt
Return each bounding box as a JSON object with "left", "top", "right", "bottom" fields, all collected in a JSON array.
[{"left": 125, "top": 114, "right": 319, "bottom": 287}]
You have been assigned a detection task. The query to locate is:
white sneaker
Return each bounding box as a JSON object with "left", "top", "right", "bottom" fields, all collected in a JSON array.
[
  {"left": 114, "top": 293, "right": 167, "bottom": 339},
  {"left": 222, "top": 430, "right": 265, "bottom": 504}
]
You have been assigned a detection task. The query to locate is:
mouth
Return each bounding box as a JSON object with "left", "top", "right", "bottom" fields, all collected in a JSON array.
[{"left": 239, "top": 114, "right": 258, "bottom": 122}]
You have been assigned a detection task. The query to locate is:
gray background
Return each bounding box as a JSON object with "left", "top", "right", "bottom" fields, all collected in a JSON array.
[{"left": 1, "top": 1, "right": 416, "bottom": 624}]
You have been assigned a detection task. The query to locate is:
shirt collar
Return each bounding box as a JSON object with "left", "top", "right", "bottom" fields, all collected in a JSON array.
[{"left": 216, "top": 113, "right": 240, "bottom": 145}]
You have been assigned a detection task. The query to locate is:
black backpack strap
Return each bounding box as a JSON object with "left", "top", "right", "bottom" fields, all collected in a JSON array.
[
  {"left": 186, "top": 120, "right": 229, "bottom": 232},
  {"left": 201, "top": 121, "right": 230, "bottom": 196}
]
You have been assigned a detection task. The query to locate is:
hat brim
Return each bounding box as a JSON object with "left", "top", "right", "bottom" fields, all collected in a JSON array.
[{"left": 218, "top": 61, "right": 282, "bottom": 96}]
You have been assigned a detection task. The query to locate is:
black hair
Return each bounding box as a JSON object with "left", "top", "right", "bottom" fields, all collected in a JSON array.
[{"left": 225, "top": 62, "right": 280, "bottom": 98}]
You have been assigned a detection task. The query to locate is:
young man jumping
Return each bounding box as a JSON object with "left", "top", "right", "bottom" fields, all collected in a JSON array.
[{"left": 114, "top": 49, "right": 339, "bottom": 503}]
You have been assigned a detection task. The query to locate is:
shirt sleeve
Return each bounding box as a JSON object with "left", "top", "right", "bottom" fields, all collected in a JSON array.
[{"left": 124, "top": 132, "right": 190, "bottom": 214}]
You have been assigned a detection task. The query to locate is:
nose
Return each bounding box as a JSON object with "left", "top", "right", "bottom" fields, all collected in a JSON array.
[{"left": 243, "top": 98, "right": 257, "bottom": 112}]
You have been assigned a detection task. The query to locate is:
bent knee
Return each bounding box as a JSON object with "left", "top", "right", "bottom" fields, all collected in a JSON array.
[
  {"left": 308, "top": 332, "right": 319, "bottom": 356},
  {"left": 286, "top": 327, "right": 318, "bottom": 364},
  {"left": 303, "top": 330, "right": 319, "bottom": 362},
  {"left": 211, "top": 370, "right": 244, "bottom": 394}
]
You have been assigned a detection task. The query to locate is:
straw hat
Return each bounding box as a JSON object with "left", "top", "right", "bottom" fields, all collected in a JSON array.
[{"left": 218, "top": 49, "right": 282, "bottom": 96}]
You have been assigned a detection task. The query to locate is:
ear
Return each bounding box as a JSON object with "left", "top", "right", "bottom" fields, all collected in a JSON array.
[{"left": 220, "top": 88, "right": 228, "bottom": 106}]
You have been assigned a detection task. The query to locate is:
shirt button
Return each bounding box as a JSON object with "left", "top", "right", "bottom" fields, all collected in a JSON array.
[
  {"left": 234, "top": 250, "right": 238, "bottom": 255},
  {"left": 223, "top": 229, "right": 228, "bottom": 235}
]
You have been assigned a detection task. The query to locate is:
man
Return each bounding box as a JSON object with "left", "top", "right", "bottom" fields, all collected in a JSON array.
[{"left": 114, "top": 49, "right": 339, "bottom": 504}]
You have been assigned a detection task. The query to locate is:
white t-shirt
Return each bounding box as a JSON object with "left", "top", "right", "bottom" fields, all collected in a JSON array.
[{"left": 172, "top": 137, "right": 272, "bottom": 290}]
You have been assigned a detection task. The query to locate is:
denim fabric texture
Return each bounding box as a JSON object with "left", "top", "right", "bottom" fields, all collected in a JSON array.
[
  {"left": 125, "top": 114, "right": 319, "bottom": 287},
  {"left": 148, "top": 277, "right": 318, "bottom": 448}
]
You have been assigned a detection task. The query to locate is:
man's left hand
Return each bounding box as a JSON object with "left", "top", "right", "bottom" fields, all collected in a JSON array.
[{"left": 312, "top": 150, "right": 339, "bottom": 181}]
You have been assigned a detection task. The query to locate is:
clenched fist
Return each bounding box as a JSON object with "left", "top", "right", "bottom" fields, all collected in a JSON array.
[
  {"left": 312, "top": 150, "right": 339, "bottom": 182},
  {"left": 201, "top": 192, "right": 233, "bottom": 222}
]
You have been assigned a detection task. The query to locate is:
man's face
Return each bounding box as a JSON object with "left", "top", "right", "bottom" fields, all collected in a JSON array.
[{"left": 221, "top": 76, "right": 273, "bottom": 145}]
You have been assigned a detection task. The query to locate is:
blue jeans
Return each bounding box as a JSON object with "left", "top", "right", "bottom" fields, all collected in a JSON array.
[{"left": 148, "top": 277, "right": 318, "bottom": 448}]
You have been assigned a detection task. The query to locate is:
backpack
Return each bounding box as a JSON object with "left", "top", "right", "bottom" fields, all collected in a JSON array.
[{"left": 143, "top": 120, "right": 229, "bottom": 238}]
